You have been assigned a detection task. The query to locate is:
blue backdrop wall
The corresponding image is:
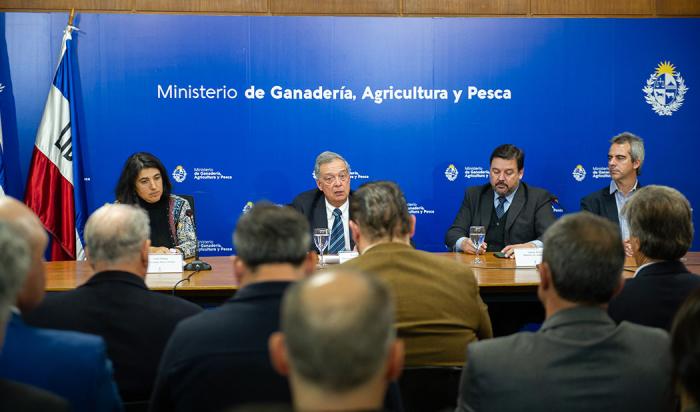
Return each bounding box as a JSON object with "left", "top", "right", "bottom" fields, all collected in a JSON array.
[{"left": 1, "top": 13, "right": 698, "bottom": 254}]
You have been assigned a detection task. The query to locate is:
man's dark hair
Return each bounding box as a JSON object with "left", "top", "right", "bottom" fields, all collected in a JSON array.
[
  {"left": 350, "top": 181, "right": 411, "bottom": 241},
  {"left": 490, "top": 144, "right": 525, "bottom": 171},
  {"left": 543, "top": 212, "right": 624, "bottom": 304},
  {"left": 233, "top": 203, "right": 310, "bottom": 271}
]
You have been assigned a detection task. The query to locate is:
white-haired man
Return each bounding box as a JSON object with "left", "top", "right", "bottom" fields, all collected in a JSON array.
[
  {"left": 291, "top": 151, "right": 354, "bottom": 253},
  {"left": 25, "top": 203, "right": 202, "bottom": 405}
]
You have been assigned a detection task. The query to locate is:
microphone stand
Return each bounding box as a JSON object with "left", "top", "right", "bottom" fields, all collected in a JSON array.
[{"left": 183, "top": 209, "right": 212, "bottom": 271}]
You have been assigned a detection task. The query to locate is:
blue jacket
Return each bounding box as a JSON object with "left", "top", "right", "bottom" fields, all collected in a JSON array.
[{"left": 0, "top": 312, "right": 123, "bottom": 412}]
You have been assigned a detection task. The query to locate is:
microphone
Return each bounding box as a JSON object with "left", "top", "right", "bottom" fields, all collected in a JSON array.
[{"left": 183, "top": 209, "right": 212, "bottom": 271}]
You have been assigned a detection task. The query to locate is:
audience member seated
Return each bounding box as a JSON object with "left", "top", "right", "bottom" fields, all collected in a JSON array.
[
  {"left": 150, "top": 203, "right": 315, "bottom": 412},
  {"left": 456, "top": 212, "right": 673, "bottom": 412},
  {"left": 608, "top": 185, "right": 700, "bottom": 330},
  {"left": 25, "top": 203, "right": 201, "bottom": 404},
  {"left": 340, "top": 181, "right": 492, "bottom": 366},
  {"left": 671, "top": 289, "right": 700, "bottom": 412},
  {"left": 269, "top": 270, "right": 404, "bottom": 411},
  {"left": 0, "top": 197, "right": 122, "bottom": 412},
  {"left": 0, "top": 220, "right": 71, "bottom": 412},
  {"left": 115, "top": 152, "right": 196, "bottom": 257},
  {"left": 291, "top": 151, "right": 355, "bottom": 253}
]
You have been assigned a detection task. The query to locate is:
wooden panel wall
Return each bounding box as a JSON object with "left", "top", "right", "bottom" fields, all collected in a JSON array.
[
  {"left": 1, "top": 0, "right": 699, "bottom": 15},
  {"left": 532, "top": 0, "right": 655, "bottom": 15}
]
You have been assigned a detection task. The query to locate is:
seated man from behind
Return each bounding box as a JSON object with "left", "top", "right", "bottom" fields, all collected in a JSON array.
[
  {"left": 25, "top": 203, "right": 202, "bottom": 404},
  {"left": 0, "top": 197, "right": 121, "bottom": 412},
  {"left": 0, "top": 220, "right": 70, "bottom": 412},
  {"left": 269, "top": 270, "right": 404, "bottom": 412},
  {"left": 150, "top": 203, "right": 316, "bottom": 412},
  {"left": 608, "top": 185, "right": 700, "bottom": 330},
  {"left": 340, "top": 181, "right": 492, "bottom": 366},
  {"left": 457, "top": 212, "right": 673, "bottom": 412},
  {"left": 291, "top": 151, "right": 354, "bottom": 253}
]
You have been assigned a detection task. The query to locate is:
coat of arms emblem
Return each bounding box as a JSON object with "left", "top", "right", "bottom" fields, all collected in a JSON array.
[{"left": 643, "top": 61, "right": 688, "bottom": 116}]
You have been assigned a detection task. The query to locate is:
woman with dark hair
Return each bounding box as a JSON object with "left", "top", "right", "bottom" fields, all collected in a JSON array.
[
  {"left": 671, "top": 288, "right": 700, "bottom": 412},
  {"left": 115, "top": 152, "right": 195, "bottom": 258}
]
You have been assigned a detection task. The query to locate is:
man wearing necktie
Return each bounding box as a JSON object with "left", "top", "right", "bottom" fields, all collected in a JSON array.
[
  {"left": 445, "top": 144, "right": 556, "bottom": 258},
  {"left": 291, "top": 151, "right": 354, "bottom": 253}
]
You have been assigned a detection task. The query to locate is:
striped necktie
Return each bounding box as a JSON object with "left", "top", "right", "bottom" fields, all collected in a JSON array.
[
  {"left": 328, "top": 208, "right": 345, "bottom": 254},
  {"left": 496, "top": 196, "right": 507, "bottom": 219}
]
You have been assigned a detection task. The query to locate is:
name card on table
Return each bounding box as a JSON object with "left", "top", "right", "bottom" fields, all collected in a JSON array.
[
  {"left": 147, "top": 253, "right": 184, "bottom": 274},
  {"left": 514, "top": 248, "right": 543, "bottom": 267},
  {"left": 320, "top": 251, "right": 360, "bottom": 266},
  {"left": 338, "top": 251, "right": 359, "bottom": 264}
]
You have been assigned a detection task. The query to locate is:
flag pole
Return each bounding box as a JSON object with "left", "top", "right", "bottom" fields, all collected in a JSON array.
[{"left": 68, "top": 8, "right": 75, "bottom": 26}]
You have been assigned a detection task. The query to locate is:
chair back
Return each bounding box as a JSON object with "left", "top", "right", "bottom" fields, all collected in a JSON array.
[
  {"left": 123, "top": 400, "right": 149, "bottom": 412},
  {"left": 398, "top": 366, "right": 462, "bottom": 412}
]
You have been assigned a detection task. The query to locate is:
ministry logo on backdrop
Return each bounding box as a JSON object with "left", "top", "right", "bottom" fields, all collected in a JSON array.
[
  {"left": 242, "top": 201, "right": 254, "bottom": 214},
  {"left": 193, "top": 167, "right": 233, "bottom": 181},
  {"left": 407, "top": 202, "right": 435, "bottom": 215},
  {"left": 349, "top": 170, "right": 369, "bottom": 180},
  {"left": 591, "top": 166, "right": 611, "bottom": 179},
  {"left": 643, "top": 61, "right": 688, "bottom": 116},
  {"left": 172, "top": 165, "right": 187, "bottom": 183},
  {"left": 445, "top": 164, "right": 459, "bottom": 181},
  {"left": 572, "top": 165, "right": 586, "bottom": 182},
  {"left": 464, "top": 166, "right": 489, "bottom": 179}
]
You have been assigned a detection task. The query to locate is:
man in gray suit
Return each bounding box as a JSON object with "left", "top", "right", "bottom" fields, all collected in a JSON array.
[{"left": 456, "top": 212, "right": 673, "bottom": 412}]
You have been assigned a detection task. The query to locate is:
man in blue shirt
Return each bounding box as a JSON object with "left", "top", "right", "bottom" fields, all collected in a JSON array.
[{"left": 581, "top": 132, "right": 644, "bottom": 254}]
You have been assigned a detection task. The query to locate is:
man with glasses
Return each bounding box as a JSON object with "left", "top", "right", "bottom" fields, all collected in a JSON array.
[
  {"left": 445, "top": 144, "right": 556, "bottom": 258},
  {"left": 292, "top": 151, "right": 354, "bottom": 253}
]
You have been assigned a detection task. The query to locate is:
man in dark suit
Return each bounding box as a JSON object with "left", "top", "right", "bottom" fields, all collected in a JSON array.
[
  {"left": 25, "top": 203, "right": 202, "bottom": 404},
  {"left": 341, "top": 181, "right": 492, "bottom": 367},
  {"left": 291, "top": 151, "right": 354, "bottom": 253},
  {"left": 150, "top": 203, "right": 316, "bottom": 412},
  {"left": 581, "top": 132, "right": 644, "bottom": 253},
  {"left": 0, "top": 198, "right": 122, "bottom": 412},
  {"left": 456, "top": 213, "right": 673, "bottom": 412},
  {"left": 445, "top": 144, "right": 555, "bottom": 258},
  {"left": 0, "top": 220, "right": 70, "bottom": 412},
  {"left": 608, "top": 185, "right": 700, "bottom": 330}
]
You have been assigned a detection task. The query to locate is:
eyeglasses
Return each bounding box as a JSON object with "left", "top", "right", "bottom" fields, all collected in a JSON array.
[{"left": 321, "top": 172, "right": 349, "bottom": 185}]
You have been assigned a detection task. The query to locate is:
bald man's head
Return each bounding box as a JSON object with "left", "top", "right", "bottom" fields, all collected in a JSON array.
[
  {"left": 0, "top": 197, "right": 49, "bottom": 312},
  {"left": 279, "top": 270, "right": 396, "bottom": 393},
  {"left": 84, "top": 203, "right": 150, "bottom": 266}
]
